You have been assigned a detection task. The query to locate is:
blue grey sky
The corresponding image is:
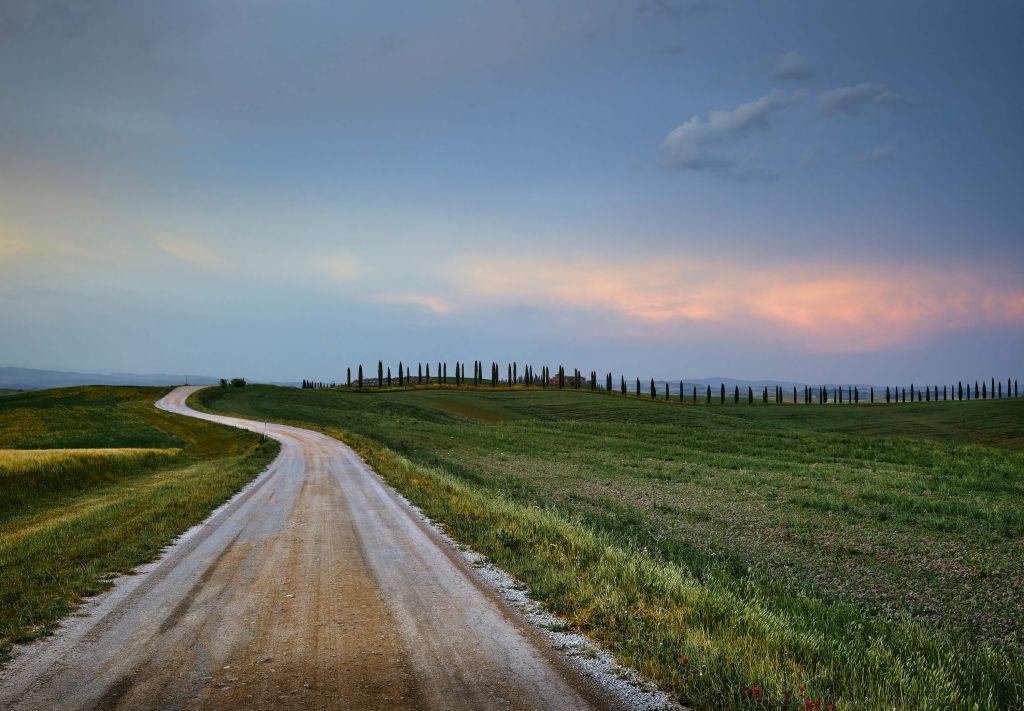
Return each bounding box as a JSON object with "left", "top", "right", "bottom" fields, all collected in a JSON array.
[{"left": 1, "top": 1, "right": 1022, "bottom": 383}]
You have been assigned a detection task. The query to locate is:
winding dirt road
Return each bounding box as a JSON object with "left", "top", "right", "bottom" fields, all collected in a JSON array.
[{"left": 0, "top": 386, "right": 615, "bottom": 710}]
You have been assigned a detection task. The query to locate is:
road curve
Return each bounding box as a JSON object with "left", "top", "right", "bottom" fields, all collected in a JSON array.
[{"left": 0, "top": 386, "right": 612, "bottom": 711}]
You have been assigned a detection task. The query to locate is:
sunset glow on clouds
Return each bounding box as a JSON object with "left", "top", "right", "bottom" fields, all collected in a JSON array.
[{"left": 454, "top": 259, "right": 1024, "bottom": 352}]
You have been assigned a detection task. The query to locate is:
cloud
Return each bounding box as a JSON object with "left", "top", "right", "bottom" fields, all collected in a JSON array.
[
  {"left": 156, "top": 237, "right": 221, "bottom": 268},
  {"left": 454, "top": 258, "right": 1024, "bottom": 352},
  {"left": 0, "top": 233, "right": 86, "bottom": 261},
  {"left": 817, "top": 83, "right": 916, "bottom": 116},
  {"left": 661, "top": 90, "right": 803, "bottom": 178},
  {"left": 773, "top": 51, "right": 811, "bottom": 81},
  {"left": 154, "top": 236, "right": 356, "bottom": 284},
  {"left": 378, "top": 294, "right": 454, "bottom": 315},
  {"left": 0, "top": 236, "right": 40, "bottom": 259},
  {"left": 858, "top": 144, "right": 895, "bottom": 163}
]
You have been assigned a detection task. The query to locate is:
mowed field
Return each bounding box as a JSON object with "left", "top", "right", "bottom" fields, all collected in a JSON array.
[
  {"left": 0, "top": 387, "right": 278, "bottom": 661},
  {"left": 198, "top": 384, "right": 1024, "bottom": 710}
]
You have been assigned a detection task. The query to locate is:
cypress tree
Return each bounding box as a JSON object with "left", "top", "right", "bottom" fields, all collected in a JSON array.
[
  {"left": 720, "top": 383, "right": 725, "bottom": 404},
  {"left": 958, "top": 381, "right": 962, "bottom": 400},
  {"left": 901, "top": 387, "right": 905, "bottom": 403},
  {"left": 974, "top": 381, "right": 979, "bottom": 399},
  {"left": 794, "top": 386, "right": 798, "bottom": 404},
  {"left": 925, "top": 386, "right": 930, "bottom": 402},
  {"left": 1016, "top": 380, "right": 1019, "bottom": 398},
  {"left": 621, "top": 375, "right": 626, "bottom": 395},
  {"left": 358, "top": 366, "right": 363, "bottom": 389},
  {"left": 982, "top": 381, "right": 987, "bottom": 399},
  {"left": 998, "top": 381, "right": 1002, "bottom": 398},
  {"left": 854, "top": 388, "right": 859, "bottom": 404},
  {"left": 378, "top": 360, "right": 383, "bottom": 387},
  {"left": 513, "top": 362, "right": 517, "bottom": 385},
  {"left": 762, "top": 386, "right": 767, "bottom": 404},
  {"left": 706, "top": 385, "right": 712, "bottom": 403},
  {"left": 387, "top": 367, "right": 392, "bottom": 387},
  {"left": 649, "top": 378, "right": 655, "bottom": 399},
  {"left": 636, "top": 378, "right": 641, "bottom": 398},
  {"left": 734, "top": 385, "right": 739, "bottom": 404},
  {"left": 991, "top": 377, "right": 995, "bottom": 399},
  {"left": 399, "top": 362, "right": 404, "bottom": 387},
  {"left": 418, "top": 363, "right": 422, "bottom": 384},
  {"left": 679, "top": 381, "right": 684, "bottom": 402},
  {"left": 664, "top": 382, "right": 669, "bottom": 400},
  {"left": 608, "top": 373, "right": 613, "bottom": 391},
  {"left": 346, "top": 368, "right": 351, "bottom": 387},
  {"left": 749, "top": 386, "right": 754, "bottom": 405},
  {"left": 694, "top": 386, "right": 698, "bottom": 403},
  {"left": 426, "top": 363, "right": 431, "bottom": 384},
  {"left": 910, "top": 383, "right": 914, "bottom": 402}
]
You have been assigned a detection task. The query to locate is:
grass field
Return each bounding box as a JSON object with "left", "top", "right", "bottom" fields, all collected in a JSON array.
[
  {"left": 198, "top": 384, "right": 1024, "bottom": 710},
  {"left": 0, "top": 386, "right": 278, "bottom": 660}
]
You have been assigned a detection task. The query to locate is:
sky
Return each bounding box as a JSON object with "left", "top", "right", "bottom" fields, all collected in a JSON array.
[{"left": 1, "top": 0, "right": 1022, "bottom": 384}]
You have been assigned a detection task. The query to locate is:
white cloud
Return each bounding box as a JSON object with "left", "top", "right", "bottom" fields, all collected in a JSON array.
[
  {"left": 378, "top": 294, "right": 454, "bottom": 315},
  {"left": 156, "top": 237, "right": 221, "bottom": 268},
  {"left": 817, "top": 83, "right": 916, "bottom": 116},
  {"left": 773, "top": 51, "right": 810, "bottom": 81},
  {"left": 661, "top": 90, "right": 803, "bottom": 178},
  {"left": 858, "top": 144, "right": 895, "bottom": 163}
]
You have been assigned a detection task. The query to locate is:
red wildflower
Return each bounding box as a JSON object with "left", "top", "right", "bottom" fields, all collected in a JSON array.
[
  {"left": 743, "top": 688, "right": 750, "bottom": 697},
  {"left": 681, "top": 657, "right": 688, "bottom": 664}
]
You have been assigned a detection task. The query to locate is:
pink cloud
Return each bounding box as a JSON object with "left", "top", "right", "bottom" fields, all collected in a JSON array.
[{"left": 456, "top": 259, "right": 1024, "bottom": 352}]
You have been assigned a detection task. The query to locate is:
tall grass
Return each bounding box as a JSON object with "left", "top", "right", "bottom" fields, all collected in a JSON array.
[
  {"left": 0, "top": 448, "right": 181, "bottom": 516},
  {"left": 347, "top": 434, "right": 1023, "bottom": 710}
]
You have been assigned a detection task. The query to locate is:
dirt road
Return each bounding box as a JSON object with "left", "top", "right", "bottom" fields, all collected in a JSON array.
[{"left": 0, "top": 386, "right": 616, "bottom": 710}]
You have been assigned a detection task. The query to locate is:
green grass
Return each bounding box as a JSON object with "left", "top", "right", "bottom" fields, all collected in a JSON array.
[
  {"left": 0, "top": 387, "right": 278, "bottom": 660},
  {"left": 198, "top": 384, "right": 1024, "bottom": 710}
]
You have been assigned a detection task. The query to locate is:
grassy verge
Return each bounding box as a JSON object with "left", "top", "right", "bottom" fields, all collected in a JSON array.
[
  {"left": 0, "top": 387, "right": 278, "bottom": 660},
  {"left": 198, "top": 385, "right": 1024, "bottom": 710}
]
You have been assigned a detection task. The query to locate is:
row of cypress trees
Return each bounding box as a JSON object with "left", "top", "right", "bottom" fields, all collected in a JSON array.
[{"left": 320, "top": 364, "right": 1021, "bottom": 405}]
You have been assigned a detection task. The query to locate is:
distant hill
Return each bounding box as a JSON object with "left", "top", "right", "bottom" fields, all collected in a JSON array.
[{"left": 0, "top": 367, "right": 222, "bottom": 391}]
